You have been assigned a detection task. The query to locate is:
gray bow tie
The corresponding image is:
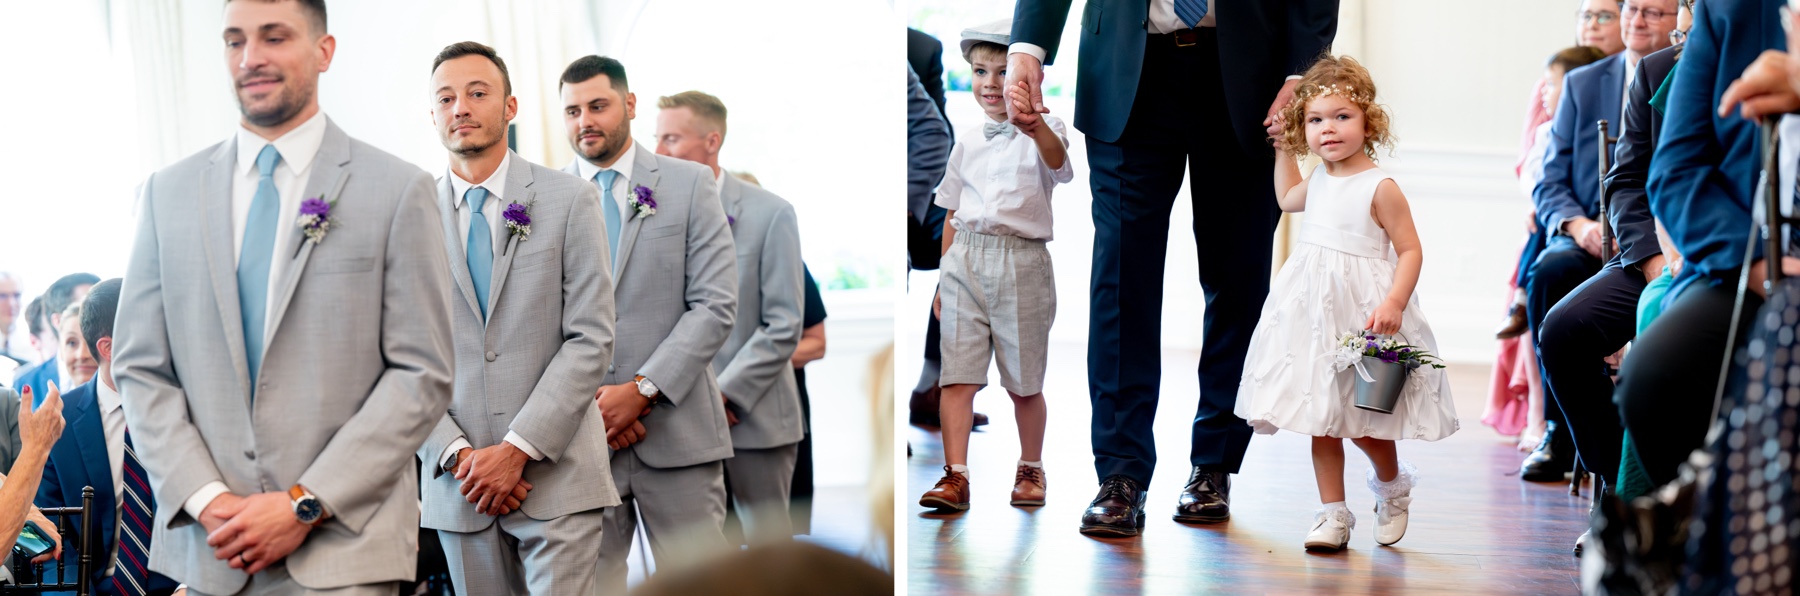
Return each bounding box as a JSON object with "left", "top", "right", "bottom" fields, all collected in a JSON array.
[{"left": 983, "top": 121, "right": 1017, "bottom": 141}]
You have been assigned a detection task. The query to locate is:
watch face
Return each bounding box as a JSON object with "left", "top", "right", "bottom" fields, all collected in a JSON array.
[
  {"left": 637, "top": 378, "right": 656, "bottom": 396},
  {"left": 294, "top": 497, "right": 325, "bottom": 524}
]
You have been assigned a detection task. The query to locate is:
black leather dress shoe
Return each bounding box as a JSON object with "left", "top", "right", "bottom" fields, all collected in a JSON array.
[
  {"left": 1520, "top": 421, "right": 1573, "bottom": 482},
  {"left": 1079, "top": 475, "right": 1147, "bottom": 537},
  {"left": 1173, "top": 467, "right": 1231, "bottom": 523},
  {"left": 907, "top": 385, "right": 990, "bottom": 428}
]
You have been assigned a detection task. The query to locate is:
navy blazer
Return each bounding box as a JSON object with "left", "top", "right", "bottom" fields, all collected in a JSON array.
[
  {"left": 1604, "top": 45, "right": 1680, "bottom": 270},
  {"left": 12, "top": 360, "right": 59, "bottom": 407},
  {"left": 1010, "top": 0, "right": 1338, "bottom": 148},
  {"left": 36, "top": 380, "right": 179, "bottom": 596},
  {"left": 1648, "top": 0, "right": 1785, "bottom": 298},
  {"left": 1535, "top": 53, "right": 1625, "bottom": 235}
]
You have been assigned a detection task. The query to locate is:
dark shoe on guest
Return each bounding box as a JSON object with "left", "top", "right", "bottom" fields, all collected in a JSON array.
[
  {"left": 1495, "top": 303, "right": 1530, "bottom": 340},
  {"left": 1173, "top": 467, "right": 1232, "bottom": 523},
  {"left": 1079, "top": 475, "right": 1147, "bottom": 537},
  {"left": 1574, "top": 476, "right": 1609, "bottom": 557},
  {"left": 1520, "top": 422, "right": 1573, "bottom": 482},
  {"left": 919, "top": 466, "right": 970, "bottom": 512},
  {"left": 907, "top": 385, "right": 990, "bottom": 428}
]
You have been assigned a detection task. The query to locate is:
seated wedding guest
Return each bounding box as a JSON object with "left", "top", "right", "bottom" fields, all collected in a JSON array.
[
  {"left": 790, "top": 264, "right": 827, "bottom": 534},
  {"left": 52, "top": 304, "right": 96, "bottom": 391},
  {"left": 1537, "top": 0, "right": 1679, "bottom": 556},
  {"left": 1522, "top": 1, "right": 1670, "bottom": 483},
  {"left": 36, "top": 279, "right": 181, "bottom": 596},
  {"left": 919, "top": 20, "right": 1071, "bottom": 515},
  {"left": 13, "top": 273, "right": 98, "bottom": 406},
  {"left": 21, "top": 298, "right": 50, "bottom": 366},
  {"left": 657, "top": 90, "right": 806, "bottom": 544},
  {"left": 0, "top": 383, "right": 66, "bottom": 572},
  {"left": 0, "top": 273, "right": 25, "bottom": 367},
  {"left": 1621, "top": 0, "right": 1784, "bottom": 490},
  {"left": 1487, "top": 45, "right": 1609, "bottom": 449}
]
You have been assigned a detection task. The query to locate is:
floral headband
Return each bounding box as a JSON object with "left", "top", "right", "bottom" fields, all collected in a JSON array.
[{"left": 1306, "top": 83, "right": 1369, "bottom": 104}]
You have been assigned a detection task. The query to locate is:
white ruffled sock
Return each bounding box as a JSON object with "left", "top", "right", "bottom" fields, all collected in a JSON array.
[{"left": 1367, "top": 460, "right": 1419, "bottom": 499}]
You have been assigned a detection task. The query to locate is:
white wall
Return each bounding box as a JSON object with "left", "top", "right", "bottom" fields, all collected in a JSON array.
[{"left": 909, "top": 0, "right": 1586, "bottom": 363}]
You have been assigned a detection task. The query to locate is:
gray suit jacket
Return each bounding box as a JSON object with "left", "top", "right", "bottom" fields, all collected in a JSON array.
[
  {"left": 420, "top": 153, "right": 620, "bottom": 533},
  {"left": 0, "top": 388, "right": 19, "bottom": 474},
  {"left": 114, "top": 118, "right": 456, "bottom": 594},
  {"left": 714, "top": 175, "right": 805, "bottom": 450},
  {"left": 561, "top": 145, "right": 737, "bottom": 469}
]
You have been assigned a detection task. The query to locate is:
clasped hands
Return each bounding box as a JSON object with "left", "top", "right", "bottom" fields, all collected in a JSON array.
[{"left": 200, "top": 492, "right": 310, "bottom": 576}]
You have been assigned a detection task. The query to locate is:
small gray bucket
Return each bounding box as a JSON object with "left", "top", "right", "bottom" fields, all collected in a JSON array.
[{"left": 1353, "top": 356, "right": 1416, "bottom": 414}]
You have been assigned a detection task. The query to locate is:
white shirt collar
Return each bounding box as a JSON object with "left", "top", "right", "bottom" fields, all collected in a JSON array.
[
  {"left": 574, "top": 142, "right": 639, "bottom": 185},
  {"left": 715, "top": 167, "right": 726, "bottom": 187},
  {"left": 96, "top": 378, "right": 121, "bottom": 416},
  {"left": 235, "top": 111, "right": 329, "bottom": 178},
  {"left": 450, "top": 152, "right": 512, "bottom": 210}
]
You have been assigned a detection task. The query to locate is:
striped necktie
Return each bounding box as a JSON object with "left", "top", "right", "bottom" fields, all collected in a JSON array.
[
  {"left": 112, "top": 429, "right": 155, "bottom": 596},
  {"left": 1174, "top": 0, "right": 1208, "bottom": 28}
]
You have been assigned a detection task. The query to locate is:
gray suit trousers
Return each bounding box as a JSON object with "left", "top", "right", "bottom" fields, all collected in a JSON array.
[
  {"left": 726, "top": 444, "right": 799, "bottom": 544},
  {"left": 595, "top": 450, "right": 727, "bottom": 594},
  {"left": 440, "top": 508, "right": 604, "bottom": 595},
  {"left": 191, "top": 565, "right": 402, "bottom": 596}
]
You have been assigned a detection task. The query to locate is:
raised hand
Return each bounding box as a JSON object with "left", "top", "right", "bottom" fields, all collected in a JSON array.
[{"left": 18, "top": 383, "right": 65, "bottom": 456}]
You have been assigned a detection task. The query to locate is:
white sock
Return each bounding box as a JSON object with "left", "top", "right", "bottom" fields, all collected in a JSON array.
[
  {"left": 949, "top": 464, "right": 969, "bottom": 476},
  {"left": 1513, "top": 289, "right": 1527, "bottom": 306},
  {"left": 1323, "top": 501, "right": 1348, "bottom": 511},
  {"left": 1018, "top": 460, "right": 1043, "bottom": 468}
]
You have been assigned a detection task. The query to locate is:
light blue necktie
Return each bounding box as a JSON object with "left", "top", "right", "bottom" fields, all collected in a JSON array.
[
  {"left": 238, "top": 144, "right": 281, "bottom": 386},
  {"left": 467, "top": 187, "right": 494, "bottom": 322},
  {"left": 1174, "top": 0, "right": 1208, "bottom": 28},
  {"left": 597, "top": 170, "right": 621, "bottom": 264}
]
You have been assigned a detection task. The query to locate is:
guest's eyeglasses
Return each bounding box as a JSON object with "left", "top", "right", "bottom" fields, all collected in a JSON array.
[
  {"left": 1579, "top": 10, "right": 1619, "bottom": 24},
  {"left": 0, "top": 293, "right": 17, "bottom": 302},
  {"left": 1622, "top": 4, "right": 1673, "bottom": 21},
  {"left": 1669, "top": 28, "right": 1688, "bottom": 45}
]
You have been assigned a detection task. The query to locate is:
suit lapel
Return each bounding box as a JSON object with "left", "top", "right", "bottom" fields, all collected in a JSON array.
[
  {"left": 720, "top": 174, "right": 743, "bottom": 237},
  {"left": 485, "top": 152, "right": 533, "bottom": 318},
  {"left": 201, "top": 139, "right": 253, "bottom": 395},
  {"left": 1601, "top": 55, "right": 1623, "bottom": 126},
  {"left": 437, "top": 175, "right": 482, "bottom": 319},
  {"left": 70, "top": 393, "right": 115, "bottom": 512},
  {"left": 265, "top": 120, "right": 350, "bottom": 349},
  {"left": 612, "top": 146, "right": 662, "bottom": 280}
]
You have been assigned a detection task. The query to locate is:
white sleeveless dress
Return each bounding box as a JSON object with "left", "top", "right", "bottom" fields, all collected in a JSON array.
[{"left": 1233, "top": 166, "right": 1459, "bottom": 441}]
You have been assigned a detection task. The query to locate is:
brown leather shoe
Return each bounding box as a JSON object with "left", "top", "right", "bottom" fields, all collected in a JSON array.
[
  {"left": 919, "top": 466, "right": 970, "bottom": 511},
  {"left": 1173, "top": 467, "right": 1231, "bottom": 523},
  {"left": 1494, "top": 304, "right": 1529, "bottom": 340},
  {"left": 1011, "top": 465, "right": 1047, "bottom": 506},
  {"left": 908, "top": 386, "right": 990, "bottom": 428}
]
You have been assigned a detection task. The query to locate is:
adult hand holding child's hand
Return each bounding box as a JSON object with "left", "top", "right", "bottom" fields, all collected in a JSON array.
[{"left": 1008, "top": 81, "right": 1043, "bottom": 137}]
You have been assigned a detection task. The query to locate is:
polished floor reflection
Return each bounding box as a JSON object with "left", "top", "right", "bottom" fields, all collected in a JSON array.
[{"left": 907, "top": 346, "right": 1587, "bottom": 595}]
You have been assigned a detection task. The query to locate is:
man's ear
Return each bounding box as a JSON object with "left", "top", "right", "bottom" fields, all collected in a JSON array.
[{"left": 96, "top": 336, "right": 112, "bottom": 364}]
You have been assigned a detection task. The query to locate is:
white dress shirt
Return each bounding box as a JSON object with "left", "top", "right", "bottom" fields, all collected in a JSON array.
[
  {"left": 1776, "top": 117, "right": 1800, "bottom": 241},
  {"left": 184, "top": 112, "right": 329, "bottom": 520},
  {"left": 436, "top": 152, "right": 547, "bottom": 470},
  {"left": 573, "top": 142, "right": 641, "bottom": 225},
  {"left": 96, "top": 380, "right": 126, "bottom": 576},
  {"left": 934, "top": 115, "right": 1075, "bottom": 241}
]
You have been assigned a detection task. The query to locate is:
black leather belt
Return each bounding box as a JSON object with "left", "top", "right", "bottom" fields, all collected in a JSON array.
[{"left": 1149, "top": 27, "right": 1207, "bottom": 47}]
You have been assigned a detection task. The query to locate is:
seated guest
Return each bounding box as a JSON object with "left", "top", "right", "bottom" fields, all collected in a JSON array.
[
  {"left": 13, "top": 273, "right": 99, "bottom": 406},
  {"left": 53, "top": 304, "right": 96, "bottom": 391},
  {"left": 37, "top": 279, "right": 179, "bottom": 595},
  {"left": 0, "top": 383, "right": 66, "bottom": 572},
  {"left": 1523, "top": 1, "right": 1669, "bottom": 483},
  {"left": 1621, "top": 0, "right": 1784, "bottom": 490},
  {"left": 1536, "top": 0, "right": 1679, "bottom": 556}
]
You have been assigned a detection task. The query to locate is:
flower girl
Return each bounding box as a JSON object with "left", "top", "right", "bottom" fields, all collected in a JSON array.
[{"left": 1233, "top": 55, "right": 1458, "bottom": 551}]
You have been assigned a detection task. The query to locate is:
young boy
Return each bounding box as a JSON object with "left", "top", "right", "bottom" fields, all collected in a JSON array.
[{"left": 918, "top": 18, "right": 1072, "bottom": 512}]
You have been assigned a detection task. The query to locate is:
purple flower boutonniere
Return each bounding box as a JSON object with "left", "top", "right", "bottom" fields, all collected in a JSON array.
[
  {"left": 296, "top": 197, "right": 337, "bottom": 254},
  {"left": 629, "top": 185, "right": 657, "bottom": 219},
  {"left": 503, "top": 200, "right": 534, "bottom": 247}
]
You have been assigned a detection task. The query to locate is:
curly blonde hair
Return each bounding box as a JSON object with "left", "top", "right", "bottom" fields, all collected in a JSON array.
[{"left": 1277, "top": 55, "right": 1395, "bottom": 161}]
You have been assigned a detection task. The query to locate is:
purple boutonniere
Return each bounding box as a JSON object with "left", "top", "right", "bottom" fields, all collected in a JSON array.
[
  {"left": 629, "top": 185, "right": 657, "bottom": 219},
  {"left": 295, "top": 197, "right": 337, "bottom": 256},
  {"left": 728, "top": 215, "right": 736, "bottom": 227},
  {"left": 503, "top": 200, "right": 534, "bottom": 251}
]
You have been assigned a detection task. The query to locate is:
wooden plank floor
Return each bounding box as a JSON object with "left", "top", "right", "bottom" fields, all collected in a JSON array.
[{"left": 906, "top": 345, "right": 1588, "bottom": 595}]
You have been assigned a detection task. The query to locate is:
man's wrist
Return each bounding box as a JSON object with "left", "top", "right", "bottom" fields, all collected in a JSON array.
[{"left": 185, "top": 482, "right": 232, "bottom": 519}]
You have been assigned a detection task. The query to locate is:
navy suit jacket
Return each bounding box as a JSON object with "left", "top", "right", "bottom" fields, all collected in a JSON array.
[
  {"left": 1649, "top": 0, "right": 1785, "bottom": 298},
  {"left": 1535, "top": 53, "right": 1625, "bottom": 235},
  {"left": 12, "top": 360, "right": 59, "bottom": 407},
  {"left": 1604, "top": 45, "right": 1680, "bottom": 270},
  {"left": 1010, "top": 0, "right": 1339, "bottom": 148},
  {"left": 36, "top": 380, "right": 178, "bottom": 596}
]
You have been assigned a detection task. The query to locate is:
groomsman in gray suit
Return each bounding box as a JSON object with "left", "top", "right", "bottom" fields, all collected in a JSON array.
[
  {"left": 419, "top": 42, "right": 619, "bottom": 595},
  {"left": 556, "top": 55, "right": 738, "bottom": 590},
  {"left": 654, "top": 91, "right": 806, "bottom": 543},
  {"left": 113, "top": 0, "right": 456, "bottom": 594}
]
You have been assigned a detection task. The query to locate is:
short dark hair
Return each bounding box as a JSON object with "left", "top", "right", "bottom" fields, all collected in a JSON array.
[
  {"left": 45, "top": 273, "right": 100, "bottom": 318},
  {"left": 1547, "top": 46, "right": 1607, "bottom": 73},
  {"left": 560, "top": 56, "right": 629, "bottom": 93},
  {"left": 433, "top": 41, "right": 511, "bottom": 97},
  {"left": 226, "top": 0, "right": 328, "bottom": 35},
  {"left": 81, "top": 279, "right": 122, "bottom": 363},
  {"left": 23, "top": 297, "right": 45, "bottom": 337}
]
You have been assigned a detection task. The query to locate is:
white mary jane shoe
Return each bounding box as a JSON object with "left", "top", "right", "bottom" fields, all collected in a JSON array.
[
  {"left": 1304, "top": 507, "right": 1355, "bottom": 552},
  {"left": 1374, "top": 496, "right": 1410, "bottom": 546}
]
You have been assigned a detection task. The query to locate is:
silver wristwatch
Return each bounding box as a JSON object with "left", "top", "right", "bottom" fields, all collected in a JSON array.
[{"left": 635, "top": 375, "right": 660, "bottom": 403}]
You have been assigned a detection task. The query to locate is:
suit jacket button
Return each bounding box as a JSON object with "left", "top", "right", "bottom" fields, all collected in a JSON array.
[
  {"left": 244, "top": 450, "right": 256, "bottom": 460},
  {"left": 485, "top": 351, "right": 497, "bottom": 362},
  {"left": 607, "top": 364, "right": 615, "bottom": 374}
]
